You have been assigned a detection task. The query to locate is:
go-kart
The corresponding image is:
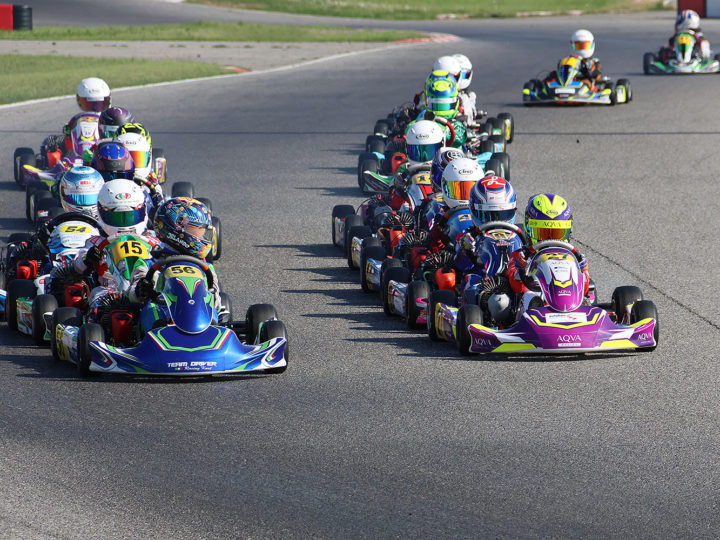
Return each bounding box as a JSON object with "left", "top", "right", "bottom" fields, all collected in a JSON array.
[
  {"left": 523, "top": 56, "right": 631, "bottom": 106},
  {"left": 1, "top": 213, "right": 100, "bottom": 344},
  {"left": 50, "top": 255, "right": 288, "bottom": 377},
  {"left": 430, "top": 240, "right": 657, "bottom": 355},
  {"left": 644, "top": 31, "right": 720, "bottom": 74}
]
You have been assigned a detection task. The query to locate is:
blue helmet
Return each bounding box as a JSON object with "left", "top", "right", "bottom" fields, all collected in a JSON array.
[
  {"left": 58, "top": 166, "right": 105, "bottom": 218},
  {"left": 91, "top": 141, "right": 134, "bottom": 181},
  {"left": 469, "top": 175, "right": 517, "bottom": 227},
  {"left": 430, "top": 146, "right": 465, "bottom": 192}
]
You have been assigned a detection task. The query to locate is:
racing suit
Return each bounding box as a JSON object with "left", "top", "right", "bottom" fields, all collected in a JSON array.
[{"left": 660, "top": 29, "right": 710, "bottom": 61}]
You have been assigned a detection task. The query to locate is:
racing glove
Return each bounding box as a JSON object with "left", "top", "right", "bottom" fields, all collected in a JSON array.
[
  {"left": 460, "top": 232, "right": 476, "bottom": 254},
  {"left": 83, "top": 245, "right": 103, "bottom": 272}
]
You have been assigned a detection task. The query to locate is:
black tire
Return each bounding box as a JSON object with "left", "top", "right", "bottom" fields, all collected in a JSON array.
[
  {"left": 246, "top": 303, "right": 278, "bottom": 344},
  {"left": 358, "top": 157, "right": 379, "bottom": 190},
  {"left": 427, "top": 289, "right": 457, "bottom": 342},
  {"left": 77, "top": 323, "right": 104, "bottom": 377},
  {"left": 360, "top": 245, "right": 386, "bottom": 292},
  {"left": 153, "top": 147, "right": 167, "bottom": 183},
  {"left": 6, "top": 279, "right": 36, "bottom": 332},
  {"left": 490, "top": 152, "right": 510, "bottom": 181},
  {"left": 8, "top": 232, "right": 32, "bottom": 244},
  {"left": 210, "top": 216, "right": 222, "bottom": 261},
  {"left": 171, "top": 181, "right": 194, "bottom": 198},
  {"left": 31, "top": 294, "right": 58, "bottom": 346},
  {"left": 365, "top": 134, "right": 386, "bottom": 154},
  {"left": 218, "top": 292, "right": 232, "bottom": 324},
  {"left": 497, "top": 112, "right": 514, "bottom": 143},
  {"left": 478, "top": 139, "right": 494, "bottom": 154},
  {"left": 381, "top": 265, "right": 410, "bottom": 316},
  {"left": 643, "top": 52, "right": 655, "bottom": 75},
  {"left": 14, "top": 147, "right": 35, "bottom": 185},
  {"left": 331, "top": 204, "right": 355, "bottom": 247},
  {"left": 25, "top": 181, "right": 49, "bottom": 221},
  {"left": 346, "top": 224, "right": 371, "bottom": 269},
  {"left": 50, "top": 307, "right": 83, "bottom": 361},
  {"left": 196, "top": 197, "right": 213, "bottom": 213},
  {"left": 489, "top": 133, "right": 506, "bottom": 150},
  {"left": 406, "top": 279, "right": 431, "bottom": 330},
  {"left": 616, "top": 78, "right": 632, "bottom": 103},
  {"left": 456, "top": 304, "right": 483, "bottom": 356},
  {"left": 35, "top": 195, "right": 60, "bottom": 224},
  {"left": 607, "top": 82, "right": 617, "bottom": 106},
  {"left": 259, "top": 319, "right": 289, "bottom": 374},
  {"left": 630, "top": 300, "right": 659, "bottom": 351},
  {"left": 484, "top": 159, "right": 505, "bottom": 180},
  {"left": 611, "top": 286, "right": 643, "bottom": 324},
  {"left": 373, "top": 119, "right": 391, "bottom": 136},
  {"left": 363, "top": 235, "right": 383, "bottom": 250}
]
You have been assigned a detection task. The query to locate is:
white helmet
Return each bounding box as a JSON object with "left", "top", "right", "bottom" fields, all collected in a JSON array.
[
  {"left": 452, "top": 53, "right": 473, "bottom": 90},
  {"left": 571, "top": 29, "right": 595, "bottom": 59},
  {"left": 433, "top": 56, "right": 462, "bottom": 83},
  {"left": 116, "top": 132, "right": 152, "bottom": 179},
  {"left": 441, "top": 157, "right": 482, "bottom": 209},
  {"left": 676, "top": 9, "right": 700, "bottom": 31},
  {"left": 76, "top": 77, "right": 111, "bottom": 112},
  {"left": 406, "top": 120, "right": 445, "bottom": 164},
  {"left": 97, "top": 179, "right": 147, "bottom": 236}
]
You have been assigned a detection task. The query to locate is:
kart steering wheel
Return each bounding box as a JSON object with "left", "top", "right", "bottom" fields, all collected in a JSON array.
[
  {"left": 421, "top": 110, "right": 456, "bottom": 147},
  {"left": 519, "top": 240, "right": 580, "bottom": 292},
  {"left": 478, "top": 221, "right": 528, "bottom": 243},
  {"left": 145, "top": 255, "right": 215, "bottom": 290}
]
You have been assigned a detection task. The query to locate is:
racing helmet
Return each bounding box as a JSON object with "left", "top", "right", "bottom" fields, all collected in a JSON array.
[
  {"left": 676, "top": 9, "right": 701, "bottom": 31},
  {"left": 430, "top": 146, "right": 465, "bottom": 191},
  {"left": 452, "top": 53, "right": 473, "bottom": 90},
  {"left": 433, "top": 56, "right": 462, "bottom": 83},
  {"left": 58, "top": 166, "right": 105, "bottom": 218},
  {"left": 76, "top": 77, "right": 111, "bottom": 112},
  {"left": 405, "top": 120, "right": 445, "bottom": 164},
  {"left": 117, "top": 122, "right": 152, "bottom": 147},
  {"left": 524, "top": 193, "right": 573, "bottom": 244},
  {"left": 425, "top": 70, "right": 459, "bottom": 119},
  {"left": 154, "top": 198, "right": 213, "bottom": 259},
  {"left": 99, "top": 106, "right": 135, "bottom": 139},
  {"left": 441, "top": 157, "right": 481, "bottom": 209},
  {"left": 91, "top": 141, "right": 135, "bottom": 181},
  {"left": 571, "top": 29, "right": 595, "bottom": 59},
  {"left": 469, "top": 175, "right": 517, "bottom": 227},
  {"left": 97, "top": 179, "right": 147, "bottom": 236},
  {"left": 116, "top": 132, "right": 152, "bottom": 179}
]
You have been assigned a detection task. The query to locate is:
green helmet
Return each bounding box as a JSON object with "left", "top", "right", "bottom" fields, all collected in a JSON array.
[{"left": 425, "top": 69, "right": 459, "bottom": 119}]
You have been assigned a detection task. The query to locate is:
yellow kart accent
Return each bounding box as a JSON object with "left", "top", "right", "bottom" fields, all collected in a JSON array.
[
  {"left": 629, "top": 317, "right": 654, "bottom": 327},
  {"left": 529, "top": 312, "right": 601, "bottom": 329},
  {"left": 523, "top": 88, "right": 530, "bottom": 95},
  {"left": 600, "top": 339, "right": 637, "bottom": 348},
  {"left": 552, "top": 279, "right": 573, "bottom": 288},
  {"left": 494, "top": 343, "right": 536, "bottom": 352}
]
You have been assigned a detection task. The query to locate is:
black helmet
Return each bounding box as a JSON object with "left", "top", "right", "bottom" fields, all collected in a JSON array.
[{"left": 99, "top": 106, "right": 135, "bottom": 139}]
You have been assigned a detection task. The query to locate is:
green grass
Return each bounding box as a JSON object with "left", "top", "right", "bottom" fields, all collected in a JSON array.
[
  {"left": 0, "top": 21, "right": 423, "bottom": 42},
  {"left": 0, "top": 55, "right": 229, "bottom": 105},
  {"left": 190, "top": 0, "right": 668, "bottom": 19}
]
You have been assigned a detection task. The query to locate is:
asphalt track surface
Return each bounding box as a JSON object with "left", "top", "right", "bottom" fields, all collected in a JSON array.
[{"left": 3, "top": 3, "right": 720, "bottom": 538}]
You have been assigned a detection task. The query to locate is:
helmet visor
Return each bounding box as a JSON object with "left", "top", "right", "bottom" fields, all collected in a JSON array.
[
  {"left": 129, "top": 149, "right": 151, "bottom": 169},
  {"left": 427, "top": 97, "right": 458, "bottom": 113},
  {"left": 444, "top": 180, "right": 474, "bottom": 202},
  {"left": 101, "top": 125, "right": 120, "bottom": 138},
  {"left": 185, "top": 223, "right": 214, "bottom": 244},
  {"left": 100, "top": 207, "right": 146, "bottom": 228},
  {"left": 526, "top": 218, "right": 571, "bottom": 242},
  {"left": 408, "top": 141, "right": 442, "bottom": 163},
  {"left": 77, "top": 96, "right": 111, "bottom": 113},
  {"left": 480, "top": 208, "right": 516, "bottom": 224},
  {"left": 100, "top": 170, "right": 134, "bottom": 181},
  {"left": 63, "top": 193, "right": 99, "bottom": 207},
  {"left": 573, "top": 40, "right": 592, "bottom": 51}
]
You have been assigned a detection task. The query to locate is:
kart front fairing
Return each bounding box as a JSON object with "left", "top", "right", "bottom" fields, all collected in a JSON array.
[
  {"left": 466, "top": 305, "right": 656, "bottom": 354},
  {"left": 89, "top": 325, "right": 287, "bottom": 375},
  {"left": 525, "top": 79, "right": 614, "bottom": 105}
]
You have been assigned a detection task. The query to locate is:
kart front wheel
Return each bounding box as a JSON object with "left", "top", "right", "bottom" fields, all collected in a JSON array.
[
  {"left": 218, "top": 292, "right": 232, "bottom": 324},
  {"left": 14, "top": 147, "right": 35, "bottom": 186},
  {"left": 32, "top": 294, "right": 58, "bottom": 346},
  {"left": 381, "top": 265, "right": 409, "bottom": 316},
  {"left": 246, "top": 303, "right": 278, "bottom": 344},
  {"left": 427, "top": 289, "right": 457, "bottom": 342},
  {"left": 260, "top": 320, "right": 288, "bottom": 374},
  {"left": 456, "top": 304, "right": 483, "bottom": 356},
  {"left": 50, "top": 307, "right": 83, "bottom": 362},
  {"left": 77, "top": 323, "right": 104, "bottom": 377},
  {"left": 616, "top": 79, "right": 632, "bottom": 104},
  {"left": 631, "top": 300, "right": 658, "bottom": 352},
  {"left": 373, "top": 119, "right": 391, "bottom": 136},
  {"left": 171, "top": 181, "right": 194, "bottom": 198},
  {"left": 497, "top": 112, "right": 514, "bottom": 143},
  {"left": 6, "top": 278, "right": 36, "bottom": 332},
  {"left": 331, "top": 204, "right": 355, "bottom": 247},
  {"left": 611, "top": 286, "right": 643, "bottom": 325},
  {"left": 358, "top": 157, "right": 379, "bottom": 190},
  {"left": 643, "top": 52, "right": 655, "bottom": 75},
  {"left": 365, "top": 134, "right": 385, "bottom": 154},
  {"left": 360, "top": 244, "right": 386, "bottom": 293},
  {"left": 406, "top": 279, "right": 430, "bottom": 330},
  {"left": 210, "top": 216, "right": 222, "bottom": 261},
  {"left": 345, "top": 224, "right": 371, "bottom": 269}
]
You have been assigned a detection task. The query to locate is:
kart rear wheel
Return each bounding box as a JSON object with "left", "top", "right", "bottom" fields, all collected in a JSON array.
[
  {"left": 427, "top": 289, "right": 457, "bottom": 342},
  {"left": 490, "top": 152, "right": 510, "bottom": 181},
  {"left": 478, "top": 139, "right": 494, "bottom": 154},
  {"left": 260, "top": 320, "right": 289, "bottom": 374},
  {"left": 643, "top": 52, "right": 655, "bottom": 75},
  {"left": 6, "top": 279, "right": 36, "bottom": 332},
  {"left": 32, "top": 294, "right": 58, "bottom": 346},
  {"left": 358, "top": 158, "right": 379, "bottom": 190},
  {"left": 373, "top": 119, "right": 391, "bottom": 136},
  {"left": 50, "top": 307, "right": 83, "bottom": 362},
  {"left": 153, "top": 147, "right": 166, "bottom": 183},
  {"left": 456, "top": 304, "right": 483, "bottom": 356},
  {"left": 14, "top": 147, "right": 35, "bottom": 186},
  {"left": 218, "top": 292, "right": 232, "bottom": 324},
  {"left": 35, "top": 196, "right": 61, "bottom": 225},
  {"left": 331, "top": 204, "right": 355, "bottom": 247},
  {"left": 360, "top": 245, "right": 386, "bottom": 292},
  {"left": 497, "top": 112, "right": 514, "bottom": 143},
  {"left": 171, "top": 181, "right": 194, "bottom": 198},
  {"left": 210, "top": 216, "right": 222, "bottom": 261},
  {"left": 8, "top": 232, "right": 32, "bottom": 245},
  {"left": 196, "top": 197, "right": 212, "bottom": 213},
  {"left": 78, "top": 323, "right": 104, "bottom": 377},
  {"left": 631, "top": 300, "right": 659, "bottom": 351},
  {"left": 246, "top": 303, "right": 278, "bottom": 344},
  {"left": 611, "top": 286, "right": 643, "bottom": 325},
  {"left": 617, "top": 79, "right": 632, "bottom": 103},
  {"left": 346, "top": 224, "right": 370, "bottom": 269},
  {"left": 406, "top": 279, "right": 430, "bottom": 330},
  {"left": 26, "top": 181, "right": 49, "bottom": 221},
  {"left": 381, "top": 265, "right": 410, "bottom": 316},
  {"left": 365, "top": 134, "right": 386, "bottom": 154}
]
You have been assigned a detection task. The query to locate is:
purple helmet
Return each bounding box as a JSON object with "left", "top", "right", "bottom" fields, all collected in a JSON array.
[
  {"left": 91, "top": 141, "right": 134, "bottom": 181},
  {"left": 99, "top": 106, "right": 135, "bottom": 139}
]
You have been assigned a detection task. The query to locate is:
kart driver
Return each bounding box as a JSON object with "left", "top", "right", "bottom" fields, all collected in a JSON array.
[{"left": 659, "top": 9, "right": 711, "bottom": 62}]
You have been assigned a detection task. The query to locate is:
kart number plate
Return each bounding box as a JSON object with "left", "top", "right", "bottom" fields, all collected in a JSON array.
[
  {"left": 165, "top": 265, "right": 204, "bottom": 279},
  {"left": 554, "top": 88, "right": 576, "bottom": 95},
  {"left": 59, "top": 224, "right": 92, "bottom": 234},
  {"left": 677, "top": 34, "right": 693, "bottom": 45},
  {"left": 112, "top": 240, "right": 150, "bottom": 261},
  {"left": 545, "top": 312, "right": 588, "bottom": 324}
]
